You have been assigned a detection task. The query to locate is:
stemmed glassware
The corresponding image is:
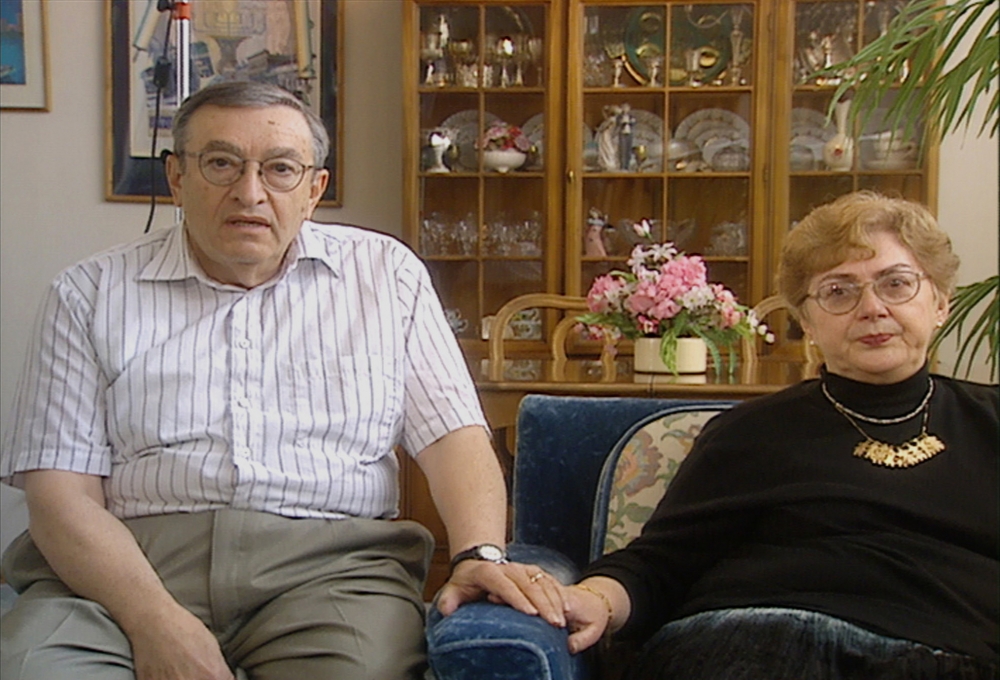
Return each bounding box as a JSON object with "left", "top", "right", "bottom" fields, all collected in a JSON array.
[
  {"left": 583, "top": 13, "right": 612, "bottom": 86},
  {"left": 643, "top": 54, "right": 662, "bottom": 87},
  {"left": 728, "top": 6, "right": 752, "bottom": 85},
  {"left": 420, "top": 31, "right": 444, "bottom": 86},
  {"left": 495, "top": 37, "right": 515, "bottom": 88},
  {"left": 420, "top": 212, "right": 479, "bottom": 256},
  {"left": 449, "top": 39, "right": 477, "bottom": 87},
  {"left": 602, "top": 21, "right": 628, "bottom": 88},
  {"left": 526, "top": 37, "right": 544, "bottom": 85}
]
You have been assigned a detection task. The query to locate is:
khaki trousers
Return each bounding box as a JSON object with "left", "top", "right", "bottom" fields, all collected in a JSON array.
[{"left": 0, "top": 510, "right": 433, "bottom": 680}]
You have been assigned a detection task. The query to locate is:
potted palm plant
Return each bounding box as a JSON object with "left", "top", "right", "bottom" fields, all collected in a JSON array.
[{"left": 822, "top": 0, "right": 998, "bottom": 380}]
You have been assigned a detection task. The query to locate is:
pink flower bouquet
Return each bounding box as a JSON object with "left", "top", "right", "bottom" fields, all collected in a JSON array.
[{"left": 580, "top": 234, "right": 772, "bottom": 374}]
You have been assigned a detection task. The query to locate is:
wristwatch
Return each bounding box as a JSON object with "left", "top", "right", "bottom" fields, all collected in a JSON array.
[{"left": 450, "top": 543, "right": 509, "bottom": 570}]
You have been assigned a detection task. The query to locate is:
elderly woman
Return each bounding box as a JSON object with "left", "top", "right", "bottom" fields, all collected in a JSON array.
[{"left": 561, "top": 192, "right": 998, "bottom": 678}]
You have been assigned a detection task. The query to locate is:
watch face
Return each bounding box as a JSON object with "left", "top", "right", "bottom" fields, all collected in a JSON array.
[{"left": 477, "top": 545, "right": 505, "bottom": 562}]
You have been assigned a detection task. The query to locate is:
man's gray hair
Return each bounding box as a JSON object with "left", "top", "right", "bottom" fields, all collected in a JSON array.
[{"left": 172, "top": 81, "right": 330, "bottom": 168}]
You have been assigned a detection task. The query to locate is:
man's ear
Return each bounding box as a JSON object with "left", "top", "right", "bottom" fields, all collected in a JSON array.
[
  {"left": 165, "top": 152, "right": 184, "bottom": 207},
  {"left": 306, "top": 168, "right": 330, "bottom": 215}
]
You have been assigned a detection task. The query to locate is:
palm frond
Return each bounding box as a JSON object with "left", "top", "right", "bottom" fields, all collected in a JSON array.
[
  {"left": 930, "top": 276, "right": 999, "bottom": 381},
  {"left": 820, "top": 0, "right": 998, "bottom": 140}
]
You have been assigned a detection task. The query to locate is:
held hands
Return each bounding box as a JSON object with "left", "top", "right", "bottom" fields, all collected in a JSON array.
[
  {"left": 435, "top": 560, "right": 568, "bottom": 628},
  {"left": 435, "top": 562, "right": 623, "bottom": 656}
]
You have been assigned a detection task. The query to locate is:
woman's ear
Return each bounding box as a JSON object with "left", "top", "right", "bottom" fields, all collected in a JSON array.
[
  {"left": 796, "top": 306, "right": 815, "bottom": 343},
  {"left": 934, "top": 287, "right": 950, "bottom": 327}
]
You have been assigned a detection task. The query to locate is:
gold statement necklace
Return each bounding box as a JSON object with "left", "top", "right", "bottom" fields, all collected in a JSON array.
[{"left": 821, "top": 378, "right": 945, "bottom": 468}]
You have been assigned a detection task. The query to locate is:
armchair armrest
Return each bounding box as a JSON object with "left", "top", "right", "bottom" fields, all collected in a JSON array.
[{"left": 426, "top": 544, "right": 590, "bottom": 680}]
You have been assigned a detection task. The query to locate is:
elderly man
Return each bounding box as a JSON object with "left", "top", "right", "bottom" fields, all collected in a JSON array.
[{"left": 0, "top": 81, "right": 562, "bottom": 680}]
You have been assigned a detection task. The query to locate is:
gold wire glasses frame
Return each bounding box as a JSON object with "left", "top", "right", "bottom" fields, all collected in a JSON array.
[
  {"left": 808, "top": 271, "right": 928, "bottom": 315},
  {"left": 185, "top": 151, "right": 317, "bottom": 192}
]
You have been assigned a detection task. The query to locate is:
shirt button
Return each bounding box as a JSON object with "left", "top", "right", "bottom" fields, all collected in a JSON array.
[
  {"left": 236, "top": 447, "right": 251, "bottom": 457},
  {"left": 238, "top": 339, "right": 251, "bottom": 349},
  {"left": 237, "top": 398, "right": 251, "bottom": 409}
]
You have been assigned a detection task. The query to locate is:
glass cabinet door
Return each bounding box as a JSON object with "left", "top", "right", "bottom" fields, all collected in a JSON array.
[
  {"left": 567, "top": 2, "right": 761, "bottom": 307},
  {"left": 404, "top": 2, "right": 559, "bottom": 351},
  {"left": 784, "top": 0, "right": 931, "bottom": 228},
  {"left": 763, "top": 0, "right": 934, "bottom": 353}
]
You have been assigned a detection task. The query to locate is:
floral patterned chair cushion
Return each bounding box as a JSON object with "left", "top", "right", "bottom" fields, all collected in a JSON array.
[{"left": 591, "top": 404, "right": 733, "bottom": 560}]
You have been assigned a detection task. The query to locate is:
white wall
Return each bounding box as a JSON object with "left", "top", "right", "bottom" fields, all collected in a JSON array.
[{"left": 1, "top": 0, "right": 996, "bottom": 553}]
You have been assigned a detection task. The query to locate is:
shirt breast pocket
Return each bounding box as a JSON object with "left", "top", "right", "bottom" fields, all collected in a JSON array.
[{"left": 285, "top": 354, "right": 403, "bottom": 463}]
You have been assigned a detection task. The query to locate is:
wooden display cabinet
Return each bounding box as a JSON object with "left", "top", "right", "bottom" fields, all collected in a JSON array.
[
  {"left": 401, "top": 0, "right": 937, "bottom": 598},
  {"left": 763, "top": 0, "right": 939, "bottom": 352},
  {"left": 404, "top": 0, "right": 936, "bottom": 357},
  {"left": 403, "top": 2, "right": 564, "bottom": 361}
]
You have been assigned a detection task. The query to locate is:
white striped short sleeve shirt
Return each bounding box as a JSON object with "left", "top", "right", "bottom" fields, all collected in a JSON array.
[{"left": 1, "top": 221, "right": 488, "bottom": 519}]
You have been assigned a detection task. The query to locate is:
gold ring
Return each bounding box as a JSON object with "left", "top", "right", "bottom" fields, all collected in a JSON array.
[{"left": 529, "top": 572, "right": 545, "bottom": 583}]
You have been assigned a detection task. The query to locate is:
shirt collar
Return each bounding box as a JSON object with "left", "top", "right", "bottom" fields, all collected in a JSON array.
[
  {"left": 295, "top": 220, "right": 341, "bottom": 278},
  {"left": 137, "top": 220, "right": 341, "bottom": 287}
]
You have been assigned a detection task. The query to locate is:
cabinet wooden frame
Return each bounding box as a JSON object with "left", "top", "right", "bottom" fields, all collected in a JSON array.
[
  {"left": 402, "top": 0, "right": 938, "bottom": 358},
  {"left": 403, "top": 0, "right": 566, "bottom": 357}
]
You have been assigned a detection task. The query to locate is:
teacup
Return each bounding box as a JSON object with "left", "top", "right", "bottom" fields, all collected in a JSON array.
[{"left": 873, "top": 130, "right": 917, "bottom": 160}]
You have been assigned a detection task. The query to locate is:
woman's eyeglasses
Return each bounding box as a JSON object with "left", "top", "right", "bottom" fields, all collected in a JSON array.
[{"left": 808, "top": 271, "right": 927, "bottom": 315}]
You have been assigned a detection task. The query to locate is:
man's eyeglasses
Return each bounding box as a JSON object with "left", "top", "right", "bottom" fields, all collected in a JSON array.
[
  {"left": 808, "top": 271, "right": 928, "bottom": 315},
  {"left": 186, "top": 151, "right": 316, "bottom": 192}
]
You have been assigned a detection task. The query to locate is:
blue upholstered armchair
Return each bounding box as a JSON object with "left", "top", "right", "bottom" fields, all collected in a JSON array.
[{"left": 427, "top": 395, "right": 734, "bottom": 680}]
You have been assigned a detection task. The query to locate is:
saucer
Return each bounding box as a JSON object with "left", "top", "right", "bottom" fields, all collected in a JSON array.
[{"left": 865, "top": 157, "right": 917, "bottom": 171}]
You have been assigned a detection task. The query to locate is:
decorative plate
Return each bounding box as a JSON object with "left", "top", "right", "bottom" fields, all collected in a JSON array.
[
  {"left": 790, "top": 107, "right": 836, "bottom": 140},
  {"left": 674, "top": 108, "right": 749, "bottom": 142},
  {"left": 521, "top": 113, "right": 544, "bottom": 170},
  {"left": 622, "top": 6, "right": 666, "bottom": 85},
  {"left": 693, "top": 125, "right": 746, "bottom": 152},
  {"left": 441, "top": 110, "right": 501, "bottom": 172}
]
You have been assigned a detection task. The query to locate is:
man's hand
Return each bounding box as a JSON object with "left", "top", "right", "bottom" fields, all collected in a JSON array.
[
  {"left": 127, "top": 601, "right": 235, "bottom": 680},
  {"left": 22, "top": 470, "right": 235, "bottom": 680},
  {"left": 435, "top": 560, "right": 567, "bottom": 628}
]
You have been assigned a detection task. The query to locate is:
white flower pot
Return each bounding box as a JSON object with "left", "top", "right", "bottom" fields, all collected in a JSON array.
[
  {"left": 482, "top": 149, "right": 527, "bottom": 173},
  {"left": 633, "top": 337, "right": 708, "bottom": 374}
]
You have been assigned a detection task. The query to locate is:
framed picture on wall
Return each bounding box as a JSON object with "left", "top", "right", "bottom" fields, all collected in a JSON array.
[
  {"left": 0, "top": 0, "right": 50, "bottom": 111},
  {"left": 106, "top": 0, "right": 343, "bottom": 206}
]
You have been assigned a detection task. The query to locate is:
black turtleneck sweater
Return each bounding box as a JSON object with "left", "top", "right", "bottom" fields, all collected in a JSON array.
[{"left": 584, "top": 365, "right": 998, "bottom": 662}]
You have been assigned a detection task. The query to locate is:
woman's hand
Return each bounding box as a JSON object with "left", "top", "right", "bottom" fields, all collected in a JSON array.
[
  {"left": 435, "top": 560, "right": 567, "bottom": 628},
  {"left": 564, "top": 577, "right": 629, "bottom": 654}
]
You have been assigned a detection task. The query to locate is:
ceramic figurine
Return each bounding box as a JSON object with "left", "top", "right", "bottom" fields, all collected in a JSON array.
[
  {"left": 617, "top": 103, "right": 636, "bottom": 171},
  {"left": 585, "top": 208, "right": 608, "bottom": 256},
  {"left": 823, "top": 98, "right": 854, "bottom": 171},
  {"left": 426, "top": 128, "right": 453, "bottom": 173}
]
